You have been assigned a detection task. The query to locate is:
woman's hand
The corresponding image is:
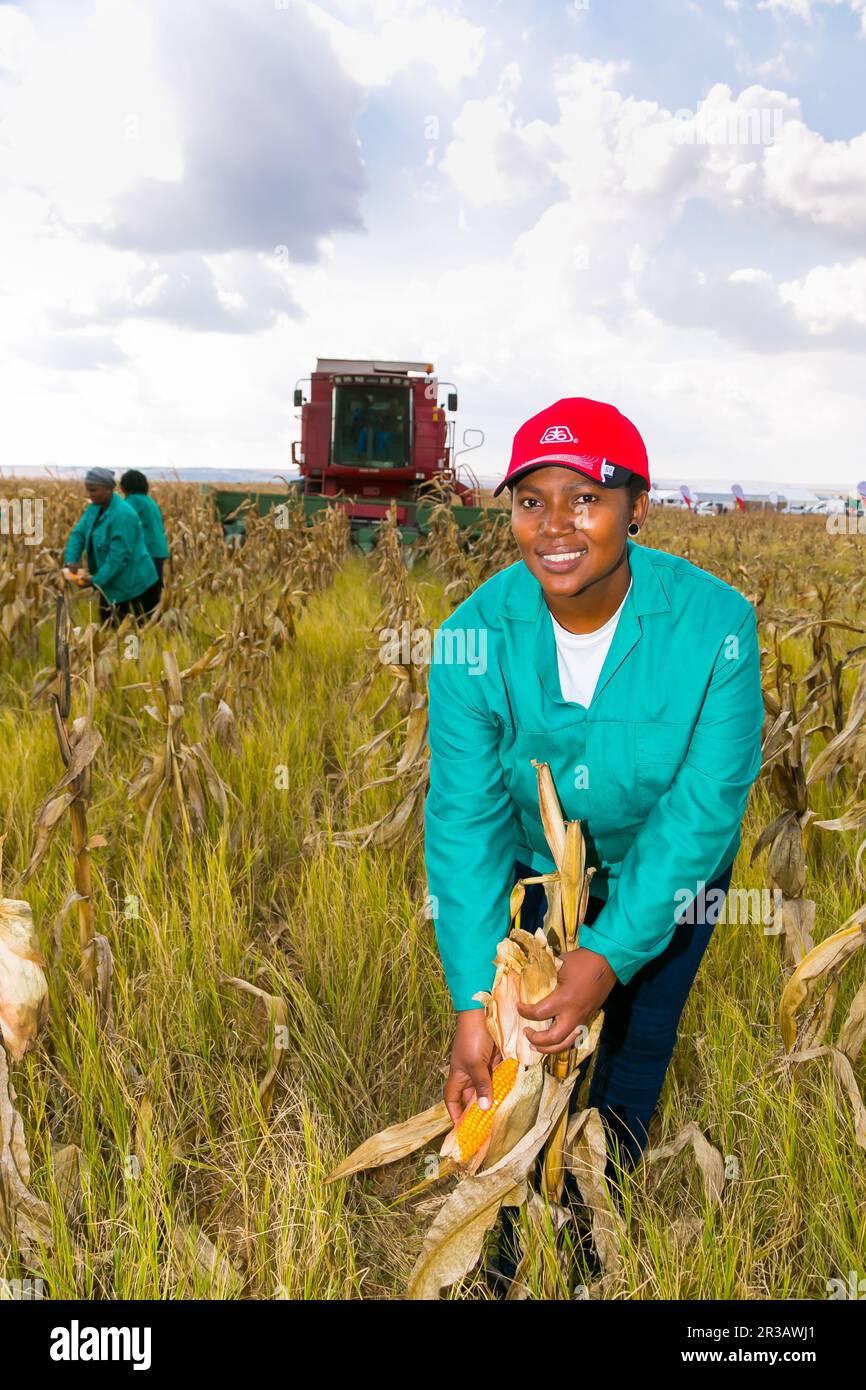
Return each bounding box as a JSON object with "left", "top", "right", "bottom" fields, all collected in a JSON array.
[
  {"left": 444, "top": 1009, "right": 502, "bottom": 1126},
  {"left": 517, "top": 947, "right": 616, "bottom": 1054}
]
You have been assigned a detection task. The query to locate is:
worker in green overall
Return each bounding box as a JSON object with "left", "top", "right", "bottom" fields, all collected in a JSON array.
[
  {"left": 63, "top": 467, "right": 159, "bottom": 625},
  {"left": 120, "top": 470, "right": 170, "bottom": 611},
  {"left": 423, "top": 397, "right": 765, "bottom": 1285}
]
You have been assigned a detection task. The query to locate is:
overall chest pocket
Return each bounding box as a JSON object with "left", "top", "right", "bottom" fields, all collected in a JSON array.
[
  {"left": 635, "top": 721, "right": 693, "bottom": 819},
  {"left": 89, "top": 519, "right": 109, "bottom": 563},
  {"left": 503, "top": 721, "right": 591, "bottom": 841}
]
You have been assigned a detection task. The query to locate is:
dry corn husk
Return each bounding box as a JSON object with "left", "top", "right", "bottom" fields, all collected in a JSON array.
[
  {"left": 325, "top": 1101, "right": 452, "bottom": 1184},
  {"left": 325, "top": 760, "right": 608, "bottom": 1294},
  {"left": 779, "top": 916, "right": 866, "bottom": 1052},
  {"left": 838, "top": 980, "right": 866, "bottom": 1063},
  {"left": 408, "top": 1068, "right": 581, "bottom": 1300},
  {"left": 564, "top": 1106, "right": 626, "bottom": 1277},
  {"left": 0, "top": 897, "right": 49, "bottom": 1061},
  {"left": 175, "top": 1221, "right": 244, "bottom": 1298},
  {"left": 0, "top": 1043, "right": 53, "bottom": 1250},
  {"left": 471, "top": 928, "right": 561, "bottom": 1068},
  {"left": 220, "top": 976, "right": 289, "bottom": 1122},
  {"left": 643, "top": 1119, "right": 726, "bottom": 1206},
  {"left": 437, "top": 927, "right": 561, "bottom": 1168}
]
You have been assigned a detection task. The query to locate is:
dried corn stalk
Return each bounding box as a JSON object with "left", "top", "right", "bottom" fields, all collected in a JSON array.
[
  {"left": 324, "top": 761, "right": 607, "bottom": 1295},
  {"left": 767, "top": 907, "right": 866, "bottom": 1153},
  {"left": 21, "top": 597, "right": 106, "bottom": 1000},
  {"left": 752, "top": 661, "right": 820, "bottom": 965},
  {"left": 127, "top": 650, "right": 238, "bottom": 855}
]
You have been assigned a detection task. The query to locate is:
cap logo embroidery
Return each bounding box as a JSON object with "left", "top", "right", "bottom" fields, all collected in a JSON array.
[{"left": 539, "top": 425, "right": 575, "bottom": 443}]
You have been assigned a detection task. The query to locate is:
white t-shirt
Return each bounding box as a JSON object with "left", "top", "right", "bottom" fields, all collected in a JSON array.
[{"left": 549, "top": 578, "right": 633, "bottom": 708}]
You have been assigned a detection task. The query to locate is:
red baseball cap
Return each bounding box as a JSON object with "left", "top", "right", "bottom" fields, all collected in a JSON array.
[{"left": 493, "top": 397, "right": 651, "bottom": 496}]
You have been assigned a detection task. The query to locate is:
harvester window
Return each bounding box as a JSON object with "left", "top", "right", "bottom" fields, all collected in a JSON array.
[{"left": 333, "top": 386, "right": 411, "bottom": 469}]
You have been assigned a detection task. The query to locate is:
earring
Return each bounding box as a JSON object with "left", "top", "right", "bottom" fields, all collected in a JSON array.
[{"left": 628, "top": 521, "right": 640, "bottom": 536}]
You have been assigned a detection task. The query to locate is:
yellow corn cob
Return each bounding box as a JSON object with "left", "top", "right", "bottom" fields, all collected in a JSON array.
[{"left": 452, "top": 1057, "right": 519, "bottom": 1162}]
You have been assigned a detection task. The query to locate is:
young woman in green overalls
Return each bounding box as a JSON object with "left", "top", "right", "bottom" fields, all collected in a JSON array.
[{"left": 424, "top": 397, "right": 764, "bottom": 1204}]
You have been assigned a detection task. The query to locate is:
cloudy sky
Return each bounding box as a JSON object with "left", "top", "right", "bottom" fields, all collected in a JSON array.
[{"left": 0, "top": 0, "right": 864, "bottom": 487}]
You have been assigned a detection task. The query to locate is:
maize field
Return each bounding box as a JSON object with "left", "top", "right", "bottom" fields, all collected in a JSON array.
[{"left": 1, "top": 479, "right": 865, "bottom": 1300}]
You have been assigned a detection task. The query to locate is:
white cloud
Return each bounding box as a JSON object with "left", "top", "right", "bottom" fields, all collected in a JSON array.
[
  {"left": 99, "top": 0, "right": 367, "bottom": 256},
  {"left": 439, "top": 80, "right": 562, "bottom": 205},
  {"left": 762, "top": 122, "right": 866, "bottom": 231},
  {"left": 440, "top": 68, "right": 866, "bottom": 247},
  {"left": 0, "top": 1, "right": 182, "bottom": 227},
  {"left": 757, "top": 0, "right": 866, "bottom": 34},
  {"left": 15, "top": 329, "right": 129, "bottom": 372},
  {"left": 0, "top": 0, "right": 368, "bottom": 257},
  {"left": 302, "top": 0, "right": 484, "bottom": 92},
  {"left": 779, "top": 258, "right": 866, "bottom": 332},
  {"left": 48, "top": 253, "right": 300, "bottom": 335},
  {"left": 0, "top": 6, "right": 39, "bottom": 81}
]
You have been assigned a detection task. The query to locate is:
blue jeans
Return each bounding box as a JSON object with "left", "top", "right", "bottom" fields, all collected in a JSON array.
[{"left": 512, "top": 853, "right": 734, "bottom": 1180}]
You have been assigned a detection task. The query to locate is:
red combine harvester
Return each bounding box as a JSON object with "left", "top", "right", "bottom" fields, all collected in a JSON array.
[{"left": 207, "top": 357, "right": 488, "bottom": 551}]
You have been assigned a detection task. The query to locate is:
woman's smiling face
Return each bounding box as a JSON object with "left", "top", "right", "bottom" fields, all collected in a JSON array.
[{"left": 510, "top": 465, "right": 647, "bottom": 600}]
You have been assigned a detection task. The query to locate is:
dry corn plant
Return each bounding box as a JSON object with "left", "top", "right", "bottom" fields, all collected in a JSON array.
[
  {"left": 781, "top": 578, "right": 866, "bottom": 728},
  {"left": 151, "top": 552, "right": 232, "bottom": 626},
  {"left": 127, "top": 650, "right": 239, "bottom": 857},
  {"left": 323, "top": 760, "right": 626, "bottom": 1298},
  {"left": 123, "top": 633, "right": 244, "bottom": 756},
  {"left": 121, "top": 632, "right": 246, "bottom": 754},
  {"left": 466, "top": 508, "right": 516, "bottom": 586},
  {"left": 206, "top": 502, "right": 346, "bottom": 685},
  {"left": 159, "top": 483, "right": 227, "bottom": 573},
  {"left": 227, "top": 495, "right": 311, "bottom": 588},
  {"left": 218, "top": 975, "right": 290, "bottom": 1128},
  {"left": 415, "top": 474, "right": 479, "bottom": 606},
  {"left": 315, "top": 688, "right": 429, "bottom": 851},
  {"left": 752, "top": 629, "right": 830, "bottom": 965},
  {"left": 198, "top": 685, "right": 243, "bottom": 756},
  {"left": 214, "top": 575, "right": 304, "bottom": 703},
  {"left": 0, "top": 553, "right": 52, "bottom": 661},
  {"left": 0, "top": 1043, "right": 53, "bottom": 1254},
  {"left": 761, "top": 906, "right": 866, "bottom": 1154},
  {"left": 31, "top": 610, "right": 139, "bottom": 703},
  {"left": 294, "top": 501, "right": 351, "bottom": 594},
  {"left": 120, "top": 635, "right": 231, "bottom": 720},
  {"left": 20, "top": 597, "right": 111, "bottom": 1014},
  {"left": 755, "top": 622, "right": 866, "bottom": 962},
  {"left": 344, "top": 501, "right": 424, "bottom": 715},
  {"left": 808, "top": 661, "right": 866, "bottom": 883}
]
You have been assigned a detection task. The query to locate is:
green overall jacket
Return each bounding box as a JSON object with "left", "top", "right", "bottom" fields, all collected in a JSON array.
[
  {"left": 122, "top": 493, "right": 169, "bottom": 561},
  {"left": 64, "top": 494, "right": 158, "bottom": 604},
  {"left": 424, "top": 537, "right": 765, "bottom": 1011}
]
